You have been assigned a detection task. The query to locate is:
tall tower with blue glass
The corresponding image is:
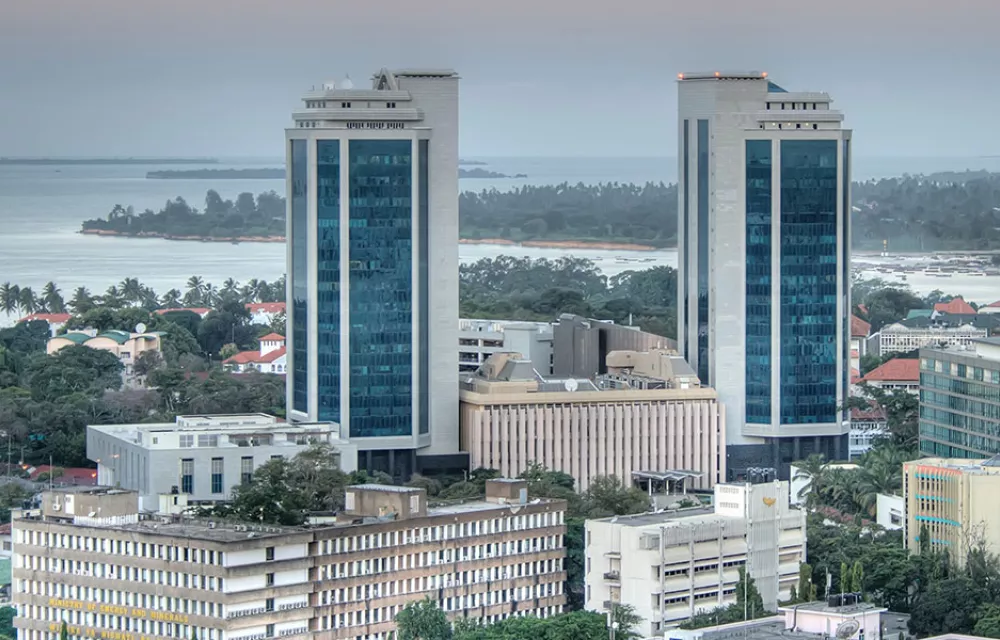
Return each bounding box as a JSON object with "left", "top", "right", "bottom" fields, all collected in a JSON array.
[
  {"left": 676, "top": 72, "right": 852, "bottom": 480},
  {"left": 286, "top": 68, "right": 465, "bottom": 479}
]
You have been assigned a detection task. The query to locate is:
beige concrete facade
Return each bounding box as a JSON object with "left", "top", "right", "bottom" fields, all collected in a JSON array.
[
  {"left": 460, "top": 351, "right": 725, "bottom": 491},
  {"left": 13, "top": 482, "right": 566, "bottom": 640},
  {"left": 585, "top": 482, "right": 805, "bottom": 637},
  {"left": 903, "top": 457, "right": 1000, "bottom": 566}
]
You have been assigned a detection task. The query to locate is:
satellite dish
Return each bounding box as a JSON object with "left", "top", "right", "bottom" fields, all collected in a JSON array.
[
  {"left": 836, "top": 620, "right": 861, "bottom": 639},
  {"left": 340, "top": 74, "right": 354, "bottom": 90},
  {"left": 135, "top": 322, "right": 147, "bottom": 334},
  {"left": 564, "top": 379, "right": 579, "bottom": 392}
]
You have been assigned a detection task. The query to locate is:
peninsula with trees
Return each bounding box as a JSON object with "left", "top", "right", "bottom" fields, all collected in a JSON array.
[
  {"left": 79, "top": 171, "right": 1000, "bottom": 251},
  {"left": 144, "top": 167, "right": 527, "bottom": 179}
]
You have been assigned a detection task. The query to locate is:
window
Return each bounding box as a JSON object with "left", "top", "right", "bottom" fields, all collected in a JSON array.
[
  {"left": 211, "top": 458, "right": 223, "bottom": 494},
  {"left": 316, "top": 139, "right": 341, "bottom": 422},
  {"left": 240, "top": 456, "right": 253, "bottom": 484},
  {"left": 266, "top": 547, "right": 275, "bottom": 561},
  {"left": 290, "top": 138, "right": 309, "bottom": 413},
  {"left": 341, "top": 102, "right": 351, "bottom": 108},
  {"left": 179, "top": 435, "right": 194, "bottom": 448},
  {"left": 745, "top": 139, "right": 773, "bottom": 424},
  {"left": 266, "top": 573, "right": 275, "bottom": 587},
  {"left": 386, "top": 102, "right": 396, "bottom": 108},
  {"left": 265, "top": 625, "right": 274, "bottom": 638},
  {"left": 265, "top": 598, "right": 274, "bottom": 612},
  {"left": 198, "top": 434, "right": 218, "bottom": 447},
  {"left": 180, "top": 459, "right": 194, "bottom": 494}
]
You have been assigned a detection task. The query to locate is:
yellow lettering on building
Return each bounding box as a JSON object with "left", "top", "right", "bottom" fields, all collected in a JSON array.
[{"left": 47, "top": 599, "right": 190, "bottom": 625}]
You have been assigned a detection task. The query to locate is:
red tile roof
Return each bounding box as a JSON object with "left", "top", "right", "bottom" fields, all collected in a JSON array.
[
  {"left": 851, "top": 403, "right": 887, "bottom": 422},
  {"left": 27, "top": 465, "right": 98, "bottom": 485},
  {"left": 224, "top": 346, "right": 286, "bottom": 365},
  {"left": 860, "top": 358, "right": 920, "bottom": 383},
  {"left": 851, "top": 368, "right": 862, "bottom": 384},
  {"left": 851, "top": 315, "right": 871, "bottom": 337},
  {"left": 934, "top": 297, "right": 977, "bottom": 315},
  {"left": 987, "top": 300, "right": 1000, "bottom": 309},
  {"left": 18, "top": 312, "right": 71, "bottom": 324},
  {"left": 0, "top": 523, "right": 11, "bottom": 535},
  {"left": 258, "top": 333, "right": 286, "bottom": 342},
  {"left": 246, "top": 302, "right": 285, "bottom": 314},
  {"left": 155, "top": 307, "right": 211, "bottom": 316}
]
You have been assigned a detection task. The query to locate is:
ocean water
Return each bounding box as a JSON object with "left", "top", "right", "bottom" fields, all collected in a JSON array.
[{"left": 2, "top": 155, "right": 1000, "bottom": 325}]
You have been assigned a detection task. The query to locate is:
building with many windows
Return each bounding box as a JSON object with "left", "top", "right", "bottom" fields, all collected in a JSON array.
[
  {"left": 460, "top": 350, "right": 725, "bottom": 491},
  {"left": 285, "top": 68, "right": 463, "bottom": 479},
  {"left": 919, "top": 339, "right": 1000, "bottom": 458},
  {"left": 12, "top": 480, "right": 567, "bottom": 640},
  {"left": 675, "top": 72, "right": 852, "bottom": 479},
  {"left": 902, "top": 456, "right": 1000, "bottom": 567},
  {"left": 585, "top": 481, "right": 805, "bottom": 637},
  {"left": 86, "top": 414, "right": 358, "bottom": 508},
  {"left": 877, "top": 321, "right": 988, "bottom": 357},
  {"left": 458, "top": 319, "right": 554, "bottom": 374}
]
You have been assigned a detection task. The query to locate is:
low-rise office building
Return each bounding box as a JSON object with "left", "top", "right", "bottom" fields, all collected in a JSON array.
[
  {"left": 460, "top": 350, "right": 724, "bottom": 491},
  {"left": 458, "top": 319, "right": 554, "bottom": 374},
  {"left": 903, "top": 456, "right": 1000, "bottom": 567},
  {"left": 585, "top": 481, "right": 805, "bottom": 636},
  {"left": 919, "top": 339, "right": 1000, "bottom": 458},
  {"left": 877, "top": 320, "right": 988, "bottom": 357},
  {"left": 13, "top": 480, "right": 567, "bottom": 640},
  {"left": 87, "top": 414, "right": 358, "bottom": 508}
]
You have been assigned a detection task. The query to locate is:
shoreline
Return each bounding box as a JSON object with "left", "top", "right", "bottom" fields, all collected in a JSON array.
[{"left": 79, "top": 229, "right": 664, "bottom": 251}]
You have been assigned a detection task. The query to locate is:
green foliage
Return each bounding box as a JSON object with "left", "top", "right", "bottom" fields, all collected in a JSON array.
[
  {"left": 792, "top": 441, "right": 917, "bottom": 516},
  {"left": 81, "top": 191, "right": 286, "bottom": 239},
  {"left": 213, "top": 445, "right": 356, "bottom": 525},
  {"left": 460, "top": 257, "right": 677, "bottom": 340},
  {"left": 395, "top": 598, "right": 453, "bottom": 640},
  {"left": 0, "top": 607, "right": 14, "bottom": 640},
  {"left": 679, "top": 568, "right": 767, "bottom": 629},
  {"left": 61, "top": 620, "right": 69, "bottom": 640},
  {"left": 853, "top": 173, "right": 1000, "bottom": 252},
  {"left": 974, "top": 604, "right": 1000, "bottom": 638}
]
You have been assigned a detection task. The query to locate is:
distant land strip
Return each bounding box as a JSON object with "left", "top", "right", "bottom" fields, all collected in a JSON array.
[
  {"left": 146, "top": 168, "right": 527, "bottom": 179},
  {"left": 0, "top": 157, "right": 220, "bottom": 165}
]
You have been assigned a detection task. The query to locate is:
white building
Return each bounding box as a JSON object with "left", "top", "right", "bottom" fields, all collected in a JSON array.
[
  {"left": 86, "top": 414, "right": 358, "bottom": 508},
  {"left": 585, "top": 481, "right": 805, "bottom": 637},
  {"left": 286, "top": 68, "right": 463, "bottom": 479},
  {"left": 224, "top": 333, "right": 288, "bottom": 374},
  {"left": 668, "top": 599, "right": 887, "bottom": 640},
  {"left": 850, "top": 315, "right": 871, "bottom": 379},
  {"left": 676, "top": 72, "right": 852, "bottom": 479},
  {"left": 17, "top": 313, "right": 71, "bottom": 338},
  {"left": 876, "top": 493, "right": 904, "bottom": 530},
  {"left": 876, "top": 322, "right": 987, "bottom": 356},
  {"left": 12, "top": 481, "right": 567, "bottom": 640},
  {"left": 458, "top": 318, "right": 553, "bottom": 373},
  {"left": 849, "top": 406, "right": 887, "bottom": 460}
]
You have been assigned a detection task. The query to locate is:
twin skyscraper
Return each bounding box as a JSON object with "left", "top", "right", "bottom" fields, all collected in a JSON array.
[{"left": 285, "top": 69, "right": 852, "bottom": 480}]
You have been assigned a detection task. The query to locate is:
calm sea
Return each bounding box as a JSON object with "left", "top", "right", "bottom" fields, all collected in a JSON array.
[{"left": 2, "top": 155, "right": 1000, "bottom": 325}]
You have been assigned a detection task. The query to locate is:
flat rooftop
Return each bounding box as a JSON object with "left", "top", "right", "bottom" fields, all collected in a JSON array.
[
  {"left": 593, "top": 506, "right": 717, "bottom": 527},
  {"left": 780, "top": 601, "right": 886, "bottom": 615}
]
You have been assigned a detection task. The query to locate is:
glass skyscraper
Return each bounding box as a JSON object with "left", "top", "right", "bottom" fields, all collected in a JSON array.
[
  {"left": 676, "top": 72, "right": 852, "bottom": 480},
  {"left": 285, "top": 68, "right": 465, "bottom": 479}
]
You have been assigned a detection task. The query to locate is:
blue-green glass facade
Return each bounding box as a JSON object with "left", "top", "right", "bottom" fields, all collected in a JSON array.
[
  {"left": 290, "top": 139, "right": 309, "bottom": 414},
  {"left": 779, "top": 140, "right": 838, "bottom": 424},
  {"left": 316, "top": 140, "right": 341, "bottom": 422},
  {"left": 697, "top": 119, "right": 709, "bottom": 384},
  {"left": 745, "top": 140, "right": 772, "bottom": 423},
  {"left": 920, "top": 354, "right": 1000, "bottom": 457},
  {"left": 417, "top": 140, "right": 430, "bottom": 435},
  {"left": 682, "top": 120, "right": 689, "bottom": 360},
  {"left": 841, "top": 139, "right": 851, "bottom": 421},
  {"left": 348, "top": 139, "right": 413, "bottom": 438}
]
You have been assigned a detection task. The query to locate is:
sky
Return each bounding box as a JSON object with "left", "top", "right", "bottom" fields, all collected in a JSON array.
[{"left": 1, "top": 0, "right": 998, "bottom": 159}]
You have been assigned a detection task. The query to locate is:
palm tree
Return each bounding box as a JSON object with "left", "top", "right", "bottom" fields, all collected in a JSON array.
[
  {"left": 238, "top": 284, "right": 256, "bottom": 305},
  {"left": 18, "top": 287, "right": 38, "bottom": 315},
  {"left": 0, "top": 282, "right": 20, "bottom": 314},
  {"left": 221, "top": 278, "right": 240, "bottom": 297},
  {"left": 101, "top": 285, "right": 125, "bottom": 309},
  {"left": 137, "top": 285, "right": 160, "bottom": 310},
  {"left": 161, "top": 289, "right": 183, "bottom": 309},
  {"left": 202, "top": 284, "right": 219, "bottom": 308},
  {"left": 185, "top": 276, "right": 206, "bottom": 305},
  {"left": 42, "top": 281, "right": 66, "bottom": 313},
  {"left": 793, "top": 454, "right": 829, "bottom": 507},
  {"left": 69, "top": 287, "right": 95, "bottom": 315},
  {"left": 119, "top": 277, "right": 143, "bottom": 305}
]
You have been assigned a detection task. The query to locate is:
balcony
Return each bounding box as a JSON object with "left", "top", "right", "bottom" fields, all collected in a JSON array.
[{"left": 603, "top": 570, "right": 621, "bottom": 581}]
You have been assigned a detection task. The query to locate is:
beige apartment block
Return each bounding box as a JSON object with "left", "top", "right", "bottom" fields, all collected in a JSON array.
[
  {"left": 460, "top": 350, "right": 726, "bottom": 491},
  {"left": 585, "top": 482, "right": 805, "bottom": 638},
  {"left": 903, "top": 456, "right": 1000, "bottom": 566},
  {"left": 13, "top": 481, "right": 567, "bottom": 640}
]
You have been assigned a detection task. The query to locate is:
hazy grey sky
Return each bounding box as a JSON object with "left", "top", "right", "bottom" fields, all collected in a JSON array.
[{"left": 2, "top": 0, "right": 998, "bottom": 158}]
